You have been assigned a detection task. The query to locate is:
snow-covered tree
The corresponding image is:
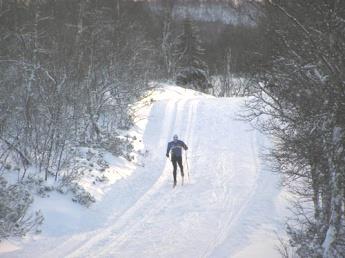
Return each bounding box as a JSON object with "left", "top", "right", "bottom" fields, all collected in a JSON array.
[
  {"left": 246, "top": 0, "right": 345, "bottom": 257},
  {"left": 0, "top": 0, "right": 157, "bottom": 180}
]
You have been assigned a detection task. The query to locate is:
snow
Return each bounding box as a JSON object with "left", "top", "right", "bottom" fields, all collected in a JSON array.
[
  {"left": 0, "top": 84, "right": 288, "bottom": 258},
  {"left": 148, "top": 1, "right": 254, "bottom": 26}
]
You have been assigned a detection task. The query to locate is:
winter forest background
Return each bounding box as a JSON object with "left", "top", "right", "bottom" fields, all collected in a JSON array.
[{"left": 1, "top": 0, "right": 345, "bottom": 257}]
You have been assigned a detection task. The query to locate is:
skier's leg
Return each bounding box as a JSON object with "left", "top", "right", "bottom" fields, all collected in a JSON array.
[
  {"left": 171, "top": 158, "right": 177, "bottom": 186},
  {"left": 177, "top": 157, "right": 184, "bottom": 177},
  {"left": 177, "top": 157, "right": 184, "bottom": 185}
]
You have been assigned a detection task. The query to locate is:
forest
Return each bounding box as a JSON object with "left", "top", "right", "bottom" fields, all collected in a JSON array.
[{"left": 1, "top": 0, "right": 345, "bottom": 257}]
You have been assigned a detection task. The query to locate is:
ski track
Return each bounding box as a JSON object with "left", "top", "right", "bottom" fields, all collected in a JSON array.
[{"left": 2, "top": 91, "right": 283, "bottom": 258}]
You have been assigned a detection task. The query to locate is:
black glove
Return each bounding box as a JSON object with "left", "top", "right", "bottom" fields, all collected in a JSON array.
[{"left": 166, "top": 153, "right": 169, "bottom": 158}]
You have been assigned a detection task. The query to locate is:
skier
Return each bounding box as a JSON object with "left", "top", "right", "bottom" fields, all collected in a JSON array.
[{"left": 166, "top": 134, "right": 188, "bottom": 187}]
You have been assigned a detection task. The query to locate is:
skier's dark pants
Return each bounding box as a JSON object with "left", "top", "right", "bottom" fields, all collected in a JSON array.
[{"left": 171, "top": 155, "right": 184, "bottom": 182}]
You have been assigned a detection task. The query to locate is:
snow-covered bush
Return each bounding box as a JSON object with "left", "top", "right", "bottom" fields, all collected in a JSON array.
[
  {"left": 0, "top": 176, "right": 43, "bottom": 241},
  {"left": 211, "top": 75, "right": 254, "bottom": 97},
  {"left": 23, "top": 175, "right": 54, "bottom": 198},
  {"left": 70, "top": 183, "right": 96, "bottom": 207},
  {"left": 100, "top": 135, "right": 134, "bottom": 158},
  {"left": 176, "top": 68, "right": 212, "bottom": 93}
]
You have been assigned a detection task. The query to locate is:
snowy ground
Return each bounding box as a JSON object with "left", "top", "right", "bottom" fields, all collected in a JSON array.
[{"left": 0, "top": 85, "right": 288, "bottom": 258}]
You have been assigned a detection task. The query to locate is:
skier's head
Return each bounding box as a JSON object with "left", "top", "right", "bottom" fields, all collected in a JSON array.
[{"left": 173, "top": 134, "right": 178, "bottom": 141}]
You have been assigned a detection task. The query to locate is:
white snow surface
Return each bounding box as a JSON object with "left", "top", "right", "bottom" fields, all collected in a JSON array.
[{"left": 0, "top": 84, "right": 287, "bottom": 258}]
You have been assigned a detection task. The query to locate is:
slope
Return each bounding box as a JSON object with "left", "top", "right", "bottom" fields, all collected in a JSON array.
[{"left": 1, "top": 85, "right": 286, "bottom": 258}]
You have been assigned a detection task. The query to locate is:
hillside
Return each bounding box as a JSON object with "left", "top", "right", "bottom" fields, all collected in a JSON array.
[{"left": 0, "top": 85, "right": 287, "bottom": 258}]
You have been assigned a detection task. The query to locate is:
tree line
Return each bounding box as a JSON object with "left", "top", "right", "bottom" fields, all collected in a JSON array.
[
  {"left": 246, "top": 1, "right": 345, "bottom": 257},
  {"left": 0, "top": 0, "right": 161, "bottom": 181},
  {"left": 0, "top": 0, "right": 163, "bottom": 240}
]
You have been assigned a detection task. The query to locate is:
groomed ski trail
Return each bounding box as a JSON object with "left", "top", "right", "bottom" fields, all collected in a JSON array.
[
  {"left": 65, "top": 94, "right": 282, "bottom": 258},
  {"left": 2, "top": 86, "right": 284, "bottom": 258}
]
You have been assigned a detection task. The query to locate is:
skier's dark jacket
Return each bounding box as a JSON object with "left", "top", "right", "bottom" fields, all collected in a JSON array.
[{"left": 166, "top": 140, "right": 188, "bottom": 158}]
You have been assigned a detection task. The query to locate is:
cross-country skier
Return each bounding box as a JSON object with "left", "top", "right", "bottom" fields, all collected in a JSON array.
[{"left": 166, "top": 134, "right": 188, "bottom": 187}]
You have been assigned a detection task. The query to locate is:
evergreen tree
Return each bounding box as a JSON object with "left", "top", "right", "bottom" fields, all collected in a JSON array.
[{"left": 175, "top": 18, "right": 211, "bottom": 91}]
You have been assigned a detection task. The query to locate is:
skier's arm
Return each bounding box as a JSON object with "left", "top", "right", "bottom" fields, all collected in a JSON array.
[
  {"left": 166, "top": 143, "right": 171, "bottom": 157},
  {"left": 182, "top": 141, "right": 188, "bottom": 150}
]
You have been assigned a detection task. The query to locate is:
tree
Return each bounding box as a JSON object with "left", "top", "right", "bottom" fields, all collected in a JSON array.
[
  {"left": 160, "top": 0, "right": 177, "bottom": 78},
  {"left": 246, "top": 0, "right": 345, "bottom": 257},
  {"left": 175, "top": 18, "right": 211, "bottom": 92}
]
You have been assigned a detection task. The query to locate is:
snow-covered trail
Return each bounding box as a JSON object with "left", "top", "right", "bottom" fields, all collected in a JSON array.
[{"left": 2, "top": 86, "right": 285, "bottom": 258}]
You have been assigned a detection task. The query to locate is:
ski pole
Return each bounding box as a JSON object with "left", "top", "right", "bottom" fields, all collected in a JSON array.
[{"left": 185, "top": 151, "right": 190, "bottom": 182}]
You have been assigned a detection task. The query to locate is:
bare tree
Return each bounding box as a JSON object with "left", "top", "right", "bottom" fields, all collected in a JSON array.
[{"left": 246, "top": 0, "right": 345, "bottom": 257}]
